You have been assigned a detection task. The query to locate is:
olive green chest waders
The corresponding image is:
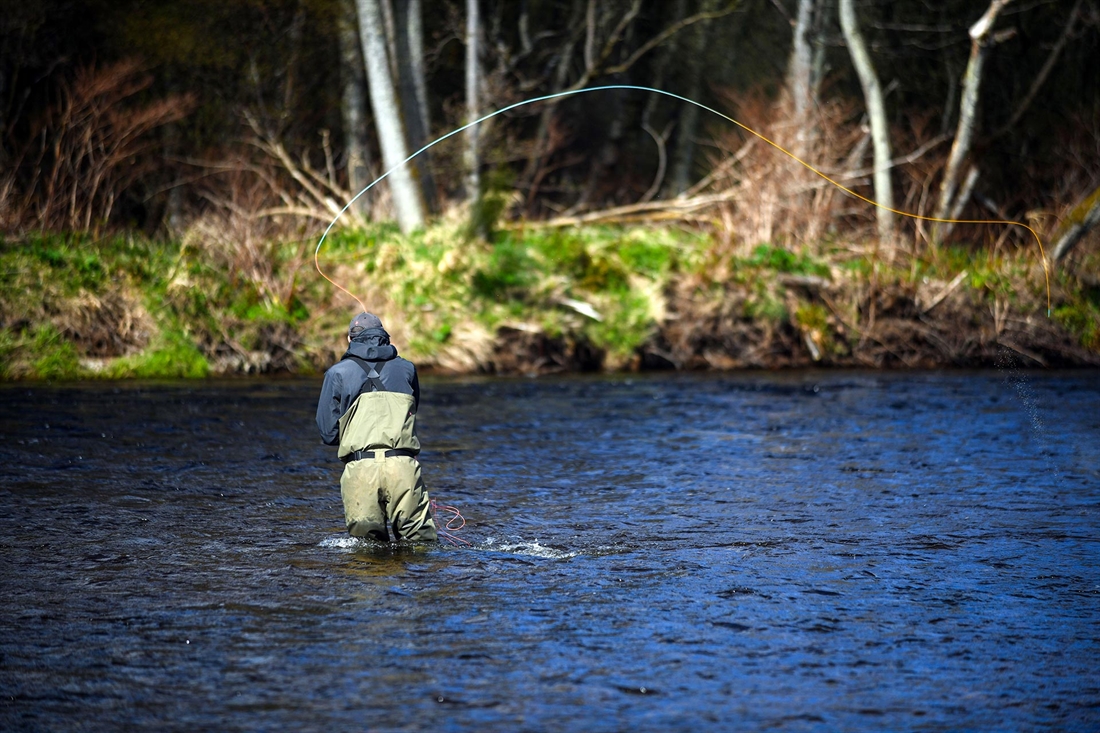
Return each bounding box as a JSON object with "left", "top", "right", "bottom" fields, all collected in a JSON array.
[{"left": 336, "top": 371, "right": 437, "bottom": 543}]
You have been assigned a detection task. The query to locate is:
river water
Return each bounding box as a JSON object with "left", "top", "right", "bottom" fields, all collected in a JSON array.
[{"left": 1, "top": 369, "right": 1098, "bottom": 731}]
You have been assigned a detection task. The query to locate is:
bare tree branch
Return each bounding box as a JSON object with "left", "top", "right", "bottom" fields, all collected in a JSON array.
[
  {"left": 828, "top": 134, "right": 949, "bottom": 180},
  {"left": 523, "top": 188, "right": 739, "bottom": 229},
  {"left": 604, "top": 1, "right": 742, "bottom": 77},
  {"left": 639, "top": 122, "right": 671, "bottom": 204},
  {"left": 1052, "top": 183, "right": 1100, "bottom": 261},
  {"left": 994, "top": 0, "right": 1083, "bottom": 139}
]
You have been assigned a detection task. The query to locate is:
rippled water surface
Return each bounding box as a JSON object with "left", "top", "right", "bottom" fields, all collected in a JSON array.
[{"left": 2, "top": 370, "right": 1099, "bottom": 731}]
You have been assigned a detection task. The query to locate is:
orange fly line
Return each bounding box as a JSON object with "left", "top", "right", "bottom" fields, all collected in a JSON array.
[{"left": 314, "top": 85, "right": 1052, "bottom": 318}]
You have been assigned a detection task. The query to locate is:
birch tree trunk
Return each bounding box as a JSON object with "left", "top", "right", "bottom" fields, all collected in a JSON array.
[
  {"left": 465, "top": 0, "right": 480, "bottom": 203},
  {"left": 809, "top": 0, "right": 829, "bottom": 101},
  {"left": 339, "top": 0, "right": 373, "bottom": 214},
  {"left": 393, "top": 0, "right": 437, "bottom": 213},
  {"left": 933, "top": 0, "right": 1013, "bottom": 239},
  {"left": 839, "top": 0, "right": 895, "bottom": 243},
  {"left": 787, "top": 0, "right": 815, "bottom": 125},
  {"left": 356, "top": 0, "right": 425, "bottom": 233}
]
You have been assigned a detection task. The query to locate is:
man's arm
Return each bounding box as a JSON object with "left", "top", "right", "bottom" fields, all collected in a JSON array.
[
  {"left": 410, "top": 365, "right": 420, "bottom": 413},
  {"left": 315, "top": 369, "right": 344, "bottom": 445}
]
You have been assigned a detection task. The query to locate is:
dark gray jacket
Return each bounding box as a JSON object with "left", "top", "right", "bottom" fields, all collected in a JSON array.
[{"left": 315, "top": 339, "right": 419, "bottom": 446}]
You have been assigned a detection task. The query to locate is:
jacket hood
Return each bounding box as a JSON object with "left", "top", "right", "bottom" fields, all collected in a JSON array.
[
  {"left": 345, "top": 340, "right": 397, "bottom": 361},
  {"left": 350, "top": 325, "right": 390, "bottom": 345}
]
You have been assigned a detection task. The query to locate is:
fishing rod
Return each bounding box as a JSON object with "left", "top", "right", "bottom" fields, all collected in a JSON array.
[{"left": 317, "top": 85, "right": 1056, "bottom": 548}]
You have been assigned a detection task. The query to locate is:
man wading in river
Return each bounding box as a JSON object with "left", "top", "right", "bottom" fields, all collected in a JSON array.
[{"left": 316, "top": 312, "right": 438, "bottom": 543}]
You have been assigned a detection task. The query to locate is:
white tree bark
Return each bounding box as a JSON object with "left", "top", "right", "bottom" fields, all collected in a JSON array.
[
  {"left": 339, "top": 0, "right": 373, "bottom": 213},
  {"left": 356, "top": 0, "right": 425, "bottom": 232},
  {"left": 394, "top": 0, "right": 436, "bottom": 212},
  {"left": 465, "top": 0, "right": 480, "bottom": 203},
  {"left": 839, "top": 0, "right": 895, "bottom": 242},
  {"left": 787, "top": 0, "right": 815, "bottom": 123},
  {"left": 809, "top": 0, "right": 829, "bottom": 100},
  {"left": 934, "top": 0, "right": 1013, "bottom": 233}
]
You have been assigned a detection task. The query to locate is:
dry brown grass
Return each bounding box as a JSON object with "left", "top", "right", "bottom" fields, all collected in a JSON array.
[
  {"left": 704, "top": 88, "right": 869, "bottom": 252},
  {"left": 61, "top": 289, "right": 154, "bottom": 359},
  {"left": 178, "top": 109, "right": 406, "bottom": 322},
  {"left": 698, "top": 83, "right": 974, "bottom": 269},
  {"left": 184, "top": 167, "right": 310, "bottom": 314},
  {"left": 4, "top": 60, "right": 192, "bottom": 233},
  {"left": 657, "top": 263, "right": 1097, "bottom": 370}
]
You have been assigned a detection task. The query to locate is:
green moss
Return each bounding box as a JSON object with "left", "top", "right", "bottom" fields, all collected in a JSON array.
[
  {"left": 619, "top": 237, "right": 673, "bottom": 275},
  {"left": 322, "top": 223, "right": 397, "bottom": 253},
  {"left": 30, "top": 326, "right": 82, "bottom": 380},
  {"left": 584, "top": 290, "right": 653, "bottom": 362},
  {"left": 744, "top": 243, "right": 830, "bottom": 277},
  {"left": 1052, "top": 285, "right": 1100, "bottom": 350},
  {"left": 523, "top": 225, "right": 695, "bottom": 289},
  {"left": 471, "top": 238, "right": 538, "bottom": 298},
  {"left": 744, "top": 295, "right": 787, "bottom": 322},
  {"left": 794, "top": 302, "right": 829, "bottom": 332},
  {"left": 839, "top": 258, "right": 872, "bottom": 276},
  {"left": 108, "top": 329, "right": 209, "bottom": 379},
  {"left": 794, "top": 302, "right": 837, "bottom": 356},
  {"left": 0, "top": 325, "right": 85, "bottom": 381},
  {"left": 468, "top": 166, "right": 515, "bottom": 239},
  {"left": 1, "top": 232, "right": 178, "bottom": 292},
  {"left": 0, "top": 330, "right": 14, "bottom": 379},
  {"left": 744, "top": 279, "right": 787, "bottom": 322},
  {"left": 968, "top": 267, "right": 1015, "bottom": 299},
  {"left": 22, "top": 233, "right": 104, "bottom": 289},
  {"left": 431, "top": 322, "right": 453, "bottom": 343}
]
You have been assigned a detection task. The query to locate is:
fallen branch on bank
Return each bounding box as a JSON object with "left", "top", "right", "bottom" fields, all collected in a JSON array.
[{"left": 513, "top": 189, "right": 739, "bottom": 229}]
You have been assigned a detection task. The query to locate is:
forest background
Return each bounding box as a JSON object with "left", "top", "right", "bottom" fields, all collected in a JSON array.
[{"left": 1, "top": 0, "right": 1099, "bottom": 379}]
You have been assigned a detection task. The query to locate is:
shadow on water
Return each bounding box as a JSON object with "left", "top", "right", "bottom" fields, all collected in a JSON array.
[{"left": 1, "top": 370, "right": 1099, "bottom": 730}]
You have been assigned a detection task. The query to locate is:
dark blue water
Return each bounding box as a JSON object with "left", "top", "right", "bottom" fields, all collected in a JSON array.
[{"left": 1, "top": 370, "right": 1098, "bottom": 731}]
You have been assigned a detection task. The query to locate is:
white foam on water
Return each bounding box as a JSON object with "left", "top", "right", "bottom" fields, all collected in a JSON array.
[
  {"left": 480, "top": 537, "right": 578, "bottom": 560},
  {"left": 318, "top": 535, "right": 364, "bottom": 550},
  {"left": 317, "top": 534, "right": 578, "bottom": 558}
]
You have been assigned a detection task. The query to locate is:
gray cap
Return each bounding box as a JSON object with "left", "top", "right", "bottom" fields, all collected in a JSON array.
[{"left": 348, "top": 312, "right": 384, "bottom": 337}]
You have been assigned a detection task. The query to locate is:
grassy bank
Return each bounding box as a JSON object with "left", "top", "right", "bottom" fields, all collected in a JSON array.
[{"left": 1, "top": 224, "right": 1097, "bottom": 380}]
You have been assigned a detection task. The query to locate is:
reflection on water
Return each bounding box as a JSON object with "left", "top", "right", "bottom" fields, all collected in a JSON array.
[{"left": 1, "top": 371, "right": 1098, "bottom": 730}]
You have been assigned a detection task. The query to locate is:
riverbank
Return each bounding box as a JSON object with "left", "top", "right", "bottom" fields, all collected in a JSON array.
[{"left": 2, "top": 224, "right": 1098, "bottom": 379}]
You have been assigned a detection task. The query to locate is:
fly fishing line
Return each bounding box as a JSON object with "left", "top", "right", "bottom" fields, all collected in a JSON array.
[{"left": 313, "top": 84, "right": 1053, "bottom": 316}]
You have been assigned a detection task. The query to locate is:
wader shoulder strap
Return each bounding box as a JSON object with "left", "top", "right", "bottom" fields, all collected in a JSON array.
[{"left": 346, "top": 355, "right": 387, "bottom": 392}]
